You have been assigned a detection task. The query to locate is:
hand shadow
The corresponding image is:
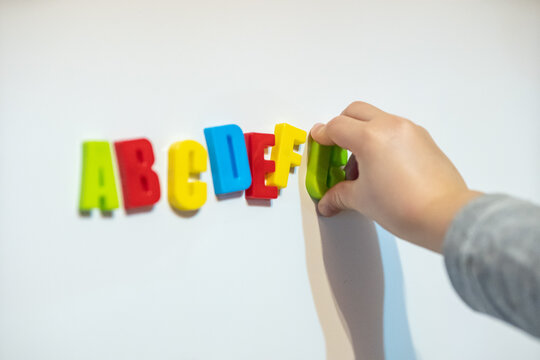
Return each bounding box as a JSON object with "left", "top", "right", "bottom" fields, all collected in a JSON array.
[{"left": 298, "top": 146, "right": 416, "bottom": 360}]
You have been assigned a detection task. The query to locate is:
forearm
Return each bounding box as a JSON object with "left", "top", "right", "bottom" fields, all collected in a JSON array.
[{"left": 443, "top": 194, "right": 540, "bottom": 338}]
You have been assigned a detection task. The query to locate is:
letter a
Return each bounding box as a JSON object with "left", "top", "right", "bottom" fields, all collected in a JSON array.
[{"left": 79, "top": 141, "right": 119, "bottom": 212}]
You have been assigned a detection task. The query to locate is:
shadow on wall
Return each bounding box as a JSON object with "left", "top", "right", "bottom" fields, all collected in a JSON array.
[{"left": 298, "top": 146, "right": 416, "bottom": 360}]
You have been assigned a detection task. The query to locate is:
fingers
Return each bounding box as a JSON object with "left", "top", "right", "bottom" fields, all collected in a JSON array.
[
  {"left": 310, "top": 101, "right": 384, "bottom": 152},
  {"left": 310, "top": 115, "right": 366, "bottom": 152},
  {"left": 317, "top": 180, "right": 355, "bottom": 217},
  {"left": 341, "top": 101, "right": 385, "bottom": 121}
]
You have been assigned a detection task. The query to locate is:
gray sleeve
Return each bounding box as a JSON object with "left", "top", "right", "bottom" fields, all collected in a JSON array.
[{"left": 443, "top": 194, "right": 540, "bottom": 338}]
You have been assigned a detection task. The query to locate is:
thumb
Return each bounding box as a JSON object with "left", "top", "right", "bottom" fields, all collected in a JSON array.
[{"left": 317, "top": 180, "right": 355, "bottom": 217}]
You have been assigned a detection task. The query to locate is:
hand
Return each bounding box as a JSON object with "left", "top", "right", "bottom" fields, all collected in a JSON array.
[{"left": 310, "top": 101, "right": 482, "bottom": 253}]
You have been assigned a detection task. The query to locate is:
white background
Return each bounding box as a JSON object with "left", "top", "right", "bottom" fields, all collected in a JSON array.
[{"left": 1, "top": 0, "right": 539, "bottom": 359}]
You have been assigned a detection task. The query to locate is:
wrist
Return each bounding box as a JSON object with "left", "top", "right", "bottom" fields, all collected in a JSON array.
[
  {"left": 415, "top": 189, "right": 483, "bottom": 253},
  {"left": 436, "top": 189, "right": 483, "bottom": 252}
]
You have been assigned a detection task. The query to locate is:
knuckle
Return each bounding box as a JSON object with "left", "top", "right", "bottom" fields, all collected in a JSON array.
[
  {"left": 388, "top": 116, "right": 415, "bottom": 134},
  {"left": 326, "top": 116, "right": 345, "bottom": 133},
  {"left": 345, "top": 100, "right": 368, "bottom": 113},
  {"left": 415, "top": 123, "right": 430, "bottom": 136},
  {"left": 399, "top": 119, "right": 416, "bottom": 133}
]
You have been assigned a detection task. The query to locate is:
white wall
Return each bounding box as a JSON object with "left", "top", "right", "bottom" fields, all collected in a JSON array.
[{"left": 1, "top": 0, "right": 539, "bottom": 359}]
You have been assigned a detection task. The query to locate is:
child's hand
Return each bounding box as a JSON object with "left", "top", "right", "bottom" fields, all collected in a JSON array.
[{"left": 310, "top": 101, "right": 481, "bottom": 252}]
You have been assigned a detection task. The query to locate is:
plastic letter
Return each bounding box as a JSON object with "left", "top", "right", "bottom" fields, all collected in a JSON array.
[
  {"left": 114, "top": 138, "right": 161, "bottom": 210},
  {"left": 305, "top": 137, "right": 348, "bottom": 200},
  {"left": 79, "top": 141, "right": 119, "bottom": 211},
  {"left": 244, "top": 133, "right": 278, "bottom": 199},
  {"left": 328, "top": 144, "right": 348, "bottom": 188},
  {"left": 168, "top": 140, "right": 208, "bottom": 211},
  {"left": 267, "top": 123, "right": 307, "bottom": 189},
  {"left": 204, "top": 124, "right": 252, "bottom": 195}
]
